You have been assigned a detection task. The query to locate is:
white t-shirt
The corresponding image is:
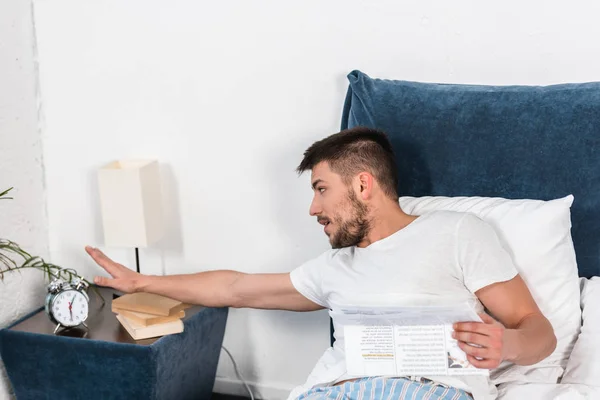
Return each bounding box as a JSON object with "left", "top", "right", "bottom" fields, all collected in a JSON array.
[{"left": 288, "top": 210, "right": 519, "bottom": 400}]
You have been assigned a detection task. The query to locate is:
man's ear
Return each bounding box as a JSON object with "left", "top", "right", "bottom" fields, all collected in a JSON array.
[{"left": 356, "top": 172, "right": 373, "bottom": 200}]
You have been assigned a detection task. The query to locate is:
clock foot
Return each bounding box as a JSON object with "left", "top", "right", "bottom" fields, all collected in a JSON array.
[{"left": 53, "top": 323, "right": 63, "bottom": 334}]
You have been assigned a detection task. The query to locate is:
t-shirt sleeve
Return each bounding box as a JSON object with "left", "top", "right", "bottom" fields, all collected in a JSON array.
[
  {"left": 289, "top": 251, "right": 331, "bottom": 308},
  {"left": 457, "top": 213, "right": 519, "bottom": 293}
]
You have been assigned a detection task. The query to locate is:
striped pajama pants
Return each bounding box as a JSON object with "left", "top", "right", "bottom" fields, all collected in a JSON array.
[{"left": 296, "top": 377, "right": 472, "bottom": 400}]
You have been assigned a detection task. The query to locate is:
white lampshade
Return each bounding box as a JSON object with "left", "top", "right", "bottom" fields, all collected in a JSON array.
[{"left": 97, "top": 160, "right": 164, "bottom": 248}]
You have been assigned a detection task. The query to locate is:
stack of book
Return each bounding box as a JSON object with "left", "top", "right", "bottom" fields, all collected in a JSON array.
[{"left": 112, "top": 293, "right": 191, "bottom": 340}]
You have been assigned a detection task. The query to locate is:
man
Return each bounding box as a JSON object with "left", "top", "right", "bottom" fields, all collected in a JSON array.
[{"left": 86, "top": 127, "right": 556, "bottom": 400}]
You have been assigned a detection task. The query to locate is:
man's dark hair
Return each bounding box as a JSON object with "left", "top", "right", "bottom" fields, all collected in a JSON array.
[{"left": 296, "top": 127, "right": 399, "bottom": 200}]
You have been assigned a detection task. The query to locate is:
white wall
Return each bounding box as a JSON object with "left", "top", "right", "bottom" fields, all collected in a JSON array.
[
  {"left": 0, "top": 1, "right": 48, "bottom": 399},
  {"left": 18, "top": 0, "right": 600, "bottom": 398}
]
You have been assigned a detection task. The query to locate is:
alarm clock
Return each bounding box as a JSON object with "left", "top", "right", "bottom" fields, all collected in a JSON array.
[{"left": 44, "top": 276, "right": 90, "bottom": 334}]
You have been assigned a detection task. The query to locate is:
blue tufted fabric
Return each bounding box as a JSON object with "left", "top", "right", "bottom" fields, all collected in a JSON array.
[
  {"left": 342, "top": 70, "right": 600, "bottom": 279},
  {"left": 334, "top": 70, "right": 600, "bottom": 346},
  {"left": 0, "top": 306, "right": 228, "bottom": 400}
]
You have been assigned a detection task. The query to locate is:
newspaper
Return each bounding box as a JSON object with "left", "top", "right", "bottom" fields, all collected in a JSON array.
[{"left": 331, "top": 303, "right": 489, "bottom": 377}]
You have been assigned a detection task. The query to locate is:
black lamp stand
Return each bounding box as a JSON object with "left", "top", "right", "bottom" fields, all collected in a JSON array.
[{"left": 135, "top": 247, "right": 140, "bottom": 274}]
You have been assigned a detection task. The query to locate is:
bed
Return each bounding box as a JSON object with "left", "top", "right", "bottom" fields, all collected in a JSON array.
[{"left": 336, "top": 70, "right": 600, "bottom": 399}]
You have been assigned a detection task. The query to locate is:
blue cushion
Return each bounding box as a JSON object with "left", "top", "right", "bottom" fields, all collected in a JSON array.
[{"left": 341, "top": 70, "right": 600, "bottom": 279}]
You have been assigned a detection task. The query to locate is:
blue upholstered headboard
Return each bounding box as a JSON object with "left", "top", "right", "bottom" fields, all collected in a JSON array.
[{"left": 341, "top": 70, "right": 600, "bottom": 279}]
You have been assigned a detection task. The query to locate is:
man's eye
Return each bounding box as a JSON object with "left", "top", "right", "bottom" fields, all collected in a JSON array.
[{"left": 318, "top": 188, "right": 326, "bottom": 194}]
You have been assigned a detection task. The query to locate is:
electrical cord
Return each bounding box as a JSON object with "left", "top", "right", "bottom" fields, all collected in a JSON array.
[{"left": 221, "top": 345, "right": 255, "bottom": 400}]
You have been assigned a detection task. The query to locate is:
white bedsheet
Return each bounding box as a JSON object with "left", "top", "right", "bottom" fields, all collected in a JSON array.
[
  {"left": 497, "top": 277, "right": 600, "bottom": 399},
  {"left": 497, "top": 383, "right": 598, "bottom": 400}
]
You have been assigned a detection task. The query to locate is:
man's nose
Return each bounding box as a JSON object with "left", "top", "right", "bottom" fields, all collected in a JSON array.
[{"left": 309, "top": 198, "right": 321, "bottom": 216}]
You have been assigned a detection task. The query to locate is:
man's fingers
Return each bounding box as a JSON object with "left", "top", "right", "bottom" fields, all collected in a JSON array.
[
  {"left": 94, "top": 275, "right": 114, "bottom": 288},
  {"left": 85, "top": 246, "right": 110, "bottom": 266},
  {"left": 85, "top": 246, "right": 120, "bottom": 275},
  {"left": 452, "top": 331, "right": 490, "bottom": 348},
  {"left": 458, "top": 341, "right": 486, "bottom": 357},
  {"left": 479, "top": 312, "right": 498, "bottom": 325},
  {"left": 453, "top": 322, "right": 489, "bottom": 334},
  {"left": 455, "top": 315, "right": 504, "bottom": 335},
  {"left": 94, "top": 275, "right": 136, "bottom": 293},
  {"left": 466, "top": 354, "right": 500, "bottom": 369},
  {"left": 453, "top": 314, "right": 504, "bottom": 370}
]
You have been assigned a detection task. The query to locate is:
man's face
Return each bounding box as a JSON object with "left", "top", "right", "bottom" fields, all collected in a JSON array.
[{"left": 309, "top": 162, "right": 371, "bottom": 248}]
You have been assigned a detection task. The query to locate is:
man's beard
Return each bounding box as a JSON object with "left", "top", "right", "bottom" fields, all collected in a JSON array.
[{"left": 329, "top": 190, "right": 371, "bottom": 249}]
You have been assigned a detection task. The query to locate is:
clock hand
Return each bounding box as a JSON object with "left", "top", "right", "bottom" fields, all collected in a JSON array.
[{"left": 69, "top": 293, "right": 76, "bottom": 321}]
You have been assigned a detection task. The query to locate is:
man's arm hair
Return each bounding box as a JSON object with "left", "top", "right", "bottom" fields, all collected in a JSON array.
[
  {"left": 138, "top": 271, "right": 324, "bottom": 311},
  {"left": 87, "top": 246, "right": 324, "bottom": 312}
]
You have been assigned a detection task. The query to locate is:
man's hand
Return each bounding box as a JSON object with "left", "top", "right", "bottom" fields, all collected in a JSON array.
[
  {"left": 452, "top": 313, "right": 506, "bottom": 369},
  {"left": 85, "top": 246, "right": 142, "bottom": 293}
]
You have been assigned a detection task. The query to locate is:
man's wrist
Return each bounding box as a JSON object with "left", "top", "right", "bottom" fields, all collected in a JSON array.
[
  {"left": 133, "top": 274, "right": 153, "bottom": 293},
  {"left": 502, "top": 328, "right": 522, "bottom": 363}
]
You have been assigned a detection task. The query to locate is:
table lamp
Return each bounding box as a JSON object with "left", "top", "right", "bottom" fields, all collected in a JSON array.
[{"left": 97, "top": 160, "right": 164, "bottom": 273}]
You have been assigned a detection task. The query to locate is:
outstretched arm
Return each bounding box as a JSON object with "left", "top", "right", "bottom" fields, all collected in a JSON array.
[{"left": 85, "top": 246, "right": 323, "bottom": 312}]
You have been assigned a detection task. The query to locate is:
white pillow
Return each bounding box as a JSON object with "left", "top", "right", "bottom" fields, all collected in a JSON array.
[
  {"left": 561, "top": 277, "right": 600, "bottom": 386},
  {"left": 399, "top": 195, "right": 581, "bottom": 384}
]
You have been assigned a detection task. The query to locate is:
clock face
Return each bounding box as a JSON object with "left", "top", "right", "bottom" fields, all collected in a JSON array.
[{"left": 51, "top": 290, "right": 89, "bottom": 327}]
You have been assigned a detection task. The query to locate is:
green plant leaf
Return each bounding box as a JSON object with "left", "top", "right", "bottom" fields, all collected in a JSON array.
[
  {"left": 0, "top": 238, "right": 105, "bottom": 305},
  {"left": 1, "top": 187, "right": 105, "bottom": 305},
  {"left": 0, "top": 187, "right": 14, "bottom": 200}
]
